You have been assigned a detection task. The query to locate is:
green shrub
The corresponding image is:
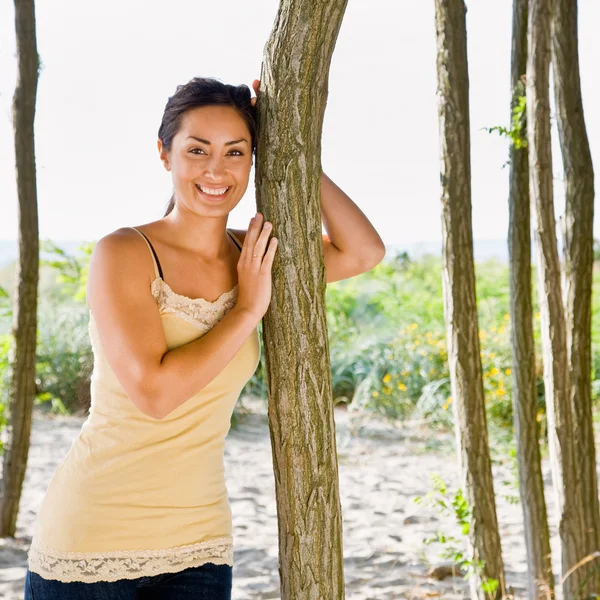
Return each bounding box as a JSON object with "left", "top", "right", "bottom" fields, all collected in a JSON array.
[{"left": 1, "top": 242, "right": 599, "bottom": 435}]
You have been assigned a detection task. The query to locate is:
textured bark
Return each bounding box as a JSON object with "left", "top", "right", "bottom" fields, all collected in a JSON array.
[
  {"left": 254, "top": 1, "right": 348, "bottom": 598},
  {"left": 433, "top": 2, "right": 505, "bottom": 598},
  {"left": 526, "top": 1, "right": 588, "bottom": 597},
  {"left": 508, "top": 1, "right": 555, "bottom": 597},
  {"left": 0, "top": 0, "right": 40, "bottom": 536},
  {"left": 552, "top": 1, "right": 599, "bottom": 595}
]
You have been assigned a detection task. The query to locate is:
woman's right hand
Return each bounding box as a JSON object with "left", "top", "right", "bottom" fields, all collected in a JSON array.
[{"left": 235, "top": 212, "right": 278, "bottom": 321}]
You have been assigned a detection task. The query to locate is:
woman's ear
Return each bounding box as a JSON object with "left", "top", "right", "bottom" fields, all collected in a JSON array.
[{"left": 157, "top": 139, "right": 171, "bottom": 172}]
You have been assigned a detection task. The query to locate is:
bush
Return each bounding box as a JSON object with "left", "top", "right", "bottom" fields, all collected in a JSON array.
[
  {"left": 35, "top": 301, "right": 93, "bottom": 414},
  {"left": 1, "top": 242, "right": 599, "bottom": 435}
]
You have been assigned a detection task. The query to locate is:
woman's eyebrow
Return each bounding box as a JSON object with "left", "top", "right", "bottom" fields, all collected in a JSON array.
[{"left": 186, "top": 136, "right": 249, "bottom": 146}]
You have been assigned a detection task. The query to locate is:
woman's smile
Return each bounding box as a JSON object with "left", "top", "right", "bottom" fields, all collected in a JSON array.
[{"left": 194, "top": 183, "right": 233, "bottom": 202}]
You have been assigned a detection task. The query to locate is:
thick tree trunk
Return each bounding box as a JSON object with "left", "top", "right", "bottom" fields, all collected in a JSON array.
[
  {"left": 0, "top": 0, "right": 40, "bottom": 537},
  {"left": 552, "top": 1, "right": 599, "bottom": 595},
  {"left": 433, "top": 2, "right": 505, "bottom": 598},
  {"left": 508, "top": 1, "right": 554, "bottom": 598},
  {"left": 255, "top": 1, "right": 348, "bottom": 598},
  {"left": 526, "top": 1, "right": 588, "bottom": 597}
]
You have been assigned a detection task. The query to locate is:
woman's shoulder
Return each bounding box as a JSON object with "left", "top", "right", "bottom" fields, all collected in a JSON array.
[
  {"left": 86, "top": 226, "right": 158, "bottom": 313},
  {"left": 91, "top": 226, "right": 150, "bottom": 265},
  {"left": 88, "top": 226, "right": 157, "bottom": 297},
  {"left": 95, "top": 222, "right": 163, "bottom": 251}
]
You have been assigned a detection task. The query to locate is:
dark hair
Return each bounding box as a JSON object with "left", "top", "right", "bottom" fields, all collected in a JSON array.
[{"left": 158, "top": 77, "right": 257, "bottom": 216}]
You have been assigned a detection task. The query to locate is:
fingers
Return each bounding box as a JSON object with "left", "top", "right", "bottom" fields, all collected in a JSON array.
[
  {"left": 260, "top": 237, "right": 278, "bottom": 271},
  {"left": 252, "top": 219, "right": 273, "bottom": 265},
  {"left": 251, "top": 79, "right": 260, "bottom": 107},
  {"left": 241, "top": 214, "right": 261, "bottom": 261},
  {"left": 241, "top": 213, "right": 271, "bottom": 267}
]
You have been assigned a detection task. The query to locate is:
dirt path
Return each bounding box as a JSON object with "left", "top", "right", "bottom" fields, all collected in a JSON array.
[{"left": 1, "top": 403, "right": 562, "bottom": 599}]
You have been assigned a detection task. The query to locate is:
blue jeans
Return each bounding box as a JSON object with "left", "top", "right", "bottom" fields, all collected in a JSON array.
[{"left": 24, "top": 563, "right": 232, "bottom": 599}]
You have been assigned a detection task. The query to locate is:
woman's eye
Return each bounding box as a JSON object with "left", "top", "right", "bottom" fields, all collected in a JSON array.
[{"left": 189, "top": 148, "right": 242, "bottom": 156}]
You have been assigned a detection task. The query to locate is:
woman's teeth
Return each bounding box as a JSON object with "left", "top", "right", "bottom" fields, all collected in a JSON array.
[{"left": 196, "top": 184, "right": 229, "bottom": 196}]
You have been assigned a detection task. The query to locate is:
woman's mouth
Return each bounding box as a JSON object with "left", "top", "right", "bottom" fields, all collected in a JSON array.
[{"left": 195, "top": 184, "right": 232, "bottom": 201}]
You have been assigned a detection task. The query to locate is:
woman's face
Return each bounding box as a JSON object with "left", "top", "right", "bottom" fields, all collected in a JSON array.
[{"left": 159, "top": 105, "right": 253, "bottom": 217}]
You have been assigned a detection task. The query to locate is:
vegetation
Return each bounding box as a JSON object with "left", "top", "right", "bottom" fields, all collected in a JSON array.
[{"left": 1, "top": 243, "right": 599, "bottom": 447}]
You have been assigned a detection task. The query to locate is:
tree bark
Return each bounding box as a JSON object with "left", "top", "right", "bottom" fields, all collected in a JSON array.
[
  {"left": 0, "top": 0, "right": 40, "bottom": 536},
  {"left": 508, "top": 1, "right": 555, "bottom": 598},
  {"left": 526, "top": 1, "right": 588, "bottom": 597},
  {"left": 433, "top": 2, "right": 505, "bottom": 598},
  {"left": 552, "top": 1, "right": 599, "bottom": 594},
  {"left": 255, "top": 1, "right": 348, "bottom": 598}
]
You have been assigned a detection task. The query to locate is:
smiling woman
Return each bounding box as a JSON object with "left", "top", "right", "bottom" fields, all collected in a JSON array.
[
  {"left": 24, "top": 75, "right": 383, "bottom": 600},
  {"left": 24, "top": 78, "right": 273, "bottom": 600},
  {"left": 157, "top": 79, "right": 257, "bottom": 218}
]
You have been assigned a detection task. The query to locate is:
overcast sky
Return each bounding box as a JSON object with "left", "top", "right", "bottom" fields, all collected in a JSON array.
[{"left": 1, "top": 0, "right": 599, "bottom": 245}]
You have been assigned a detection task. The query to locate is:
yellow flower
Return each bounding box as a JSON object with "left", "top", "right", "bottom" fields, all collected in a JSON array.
[
  {"left": 443, "top": 403, "right": 449, "bottom": 410},
  {"left": 397, "top": 382, "right": 407, "bottom": 391},
  {"left": 372, "top": 391, "right": 379, "bottom": 397},
  {"left": 505, "top": 368, "right": 512, "bottom": 376},
  {"left": 535, "top": 312, "right": 541, "bottom": 319},
  {"left": 504, "top": 313, "right": 510, "bottom": 321},
  {"left": 383, "top": 386, "right": 392, "bottom": 395},
  {"left": 489, "top": 352, "right": 496, "bottom": 359},
  {"left": 410, "top": 323, "right": 418, "bottom": 330},
  {"left": 447, "top": 397, "right": 453, "bottom": 404},
  {"left": 383, "top": 374, "right": 391, "bottom": 383},
  {"left": 536, "top": 411, "right": 543, "bottom": 422}
]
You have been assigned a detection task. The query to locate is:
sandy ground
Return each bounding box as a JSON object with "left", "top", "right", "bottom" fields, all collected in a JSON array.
[{"left": 0, "top": 401, "right": 565, "bottom": 599}]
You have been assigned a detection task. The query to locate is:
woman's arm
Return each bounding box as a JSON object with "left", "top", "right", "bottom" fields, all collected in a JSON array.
[
  {"left": 320, "top": 172, "right": 385, "bottom": 282},
  {"left": 231, "top": 174, "right": 385, "bottom": 284},
  {"left": 86, "top": 226, "right": 270, "bottom": 421}
]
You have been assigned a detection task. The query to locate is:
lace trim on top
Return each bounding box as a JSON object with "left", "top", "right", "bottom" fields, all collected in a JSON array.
[
  {"left": 151, "top": 277, "right": 238, "bottom": 333},
  {"left": 27, "top": 536, "right": 233, "bottom": 583}
]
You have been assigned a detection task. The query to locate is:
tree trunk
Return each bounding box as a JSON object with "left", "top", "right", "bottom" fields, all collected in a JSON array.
[
  {"left": 526, "top": 1, "right": 588, "bottom": 597},
  {"left": 0, "top": 0, "right": 40, "bottom": 537},
  {"left": 255, "top": 1, "right": 348, "bottom": 598},
  {"left": 552, "top": 1, "right": 599, "bottom": 594},
  {"left": 508, "top": 1, "right": 555, "bottom": 598},
  {"left": 433, "top": 2, "right": 505, "bottom": 598}
]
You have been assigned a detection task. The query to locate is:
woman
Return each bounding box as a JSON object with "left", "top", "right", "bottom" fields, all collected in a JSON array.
[{"left": 25, "top": 77, "right": 385, "bottom": 599}]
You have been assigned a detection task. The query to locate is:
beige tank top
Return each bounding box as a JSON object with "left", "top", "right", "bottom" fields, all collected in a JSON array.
[{"left": 27, "top": 227, "right": 260, "bottom": 583}]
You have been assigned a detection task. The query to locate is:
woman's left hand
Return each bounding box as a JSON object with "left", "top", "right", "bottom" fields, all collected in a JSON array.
[{"left": 251, "top": 79, "right": 260, "bottom": 107}]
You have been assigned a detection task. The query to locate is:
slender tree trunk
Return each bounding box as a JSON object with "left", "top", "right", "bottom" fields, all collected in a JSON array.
[
  {"left": 508, "top": 1, "right": 555, "bottom": 598},
  {"left": 255, "top": 1, "right": 347, "bottom": 598},
  {"left": 552, "top": 1, "right": 599, "bottom": 595},
  {"left": 433, "top": 2, "right": 505, "bottom": 598},
  {"left": 0, "top": 0, "right": 40, "bottom": 537},
  {"left": 526, "top": 1, "right": 588, "bottom": 597}
]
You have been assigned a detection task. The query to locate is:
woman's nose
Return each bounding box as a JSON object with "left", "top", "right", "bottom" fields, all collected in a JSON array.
[{"left": 203, "top": 155, "right": 226, "bottom": 180}]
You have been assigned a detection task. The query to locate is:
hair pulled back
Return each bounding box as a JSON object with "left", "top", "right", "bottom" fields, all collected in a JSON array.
[{"left": 158, "top": 77, "right": 257, "bottom": 216}]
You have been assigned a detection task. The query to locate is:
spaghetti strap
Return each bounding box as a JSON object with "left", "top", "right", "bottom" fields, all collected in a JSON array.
[
  {"left": 226, "top": 229, "right": 243, "bottom": 251},
  {"left": 130, "top": 227, "right": 163, "bottom": 280}
]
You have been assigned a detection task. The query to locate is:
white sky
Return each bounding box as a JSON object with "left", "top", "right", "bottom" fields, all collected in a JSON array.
[{"left": 1, "top": 0, "right": 599, "bottom": 245}]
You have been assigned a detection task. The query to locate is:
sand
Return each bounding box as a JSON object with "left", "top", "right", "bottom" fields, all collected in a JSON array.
[{"left": 0, "top": 400, "right": 565, "bottom": 599}]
